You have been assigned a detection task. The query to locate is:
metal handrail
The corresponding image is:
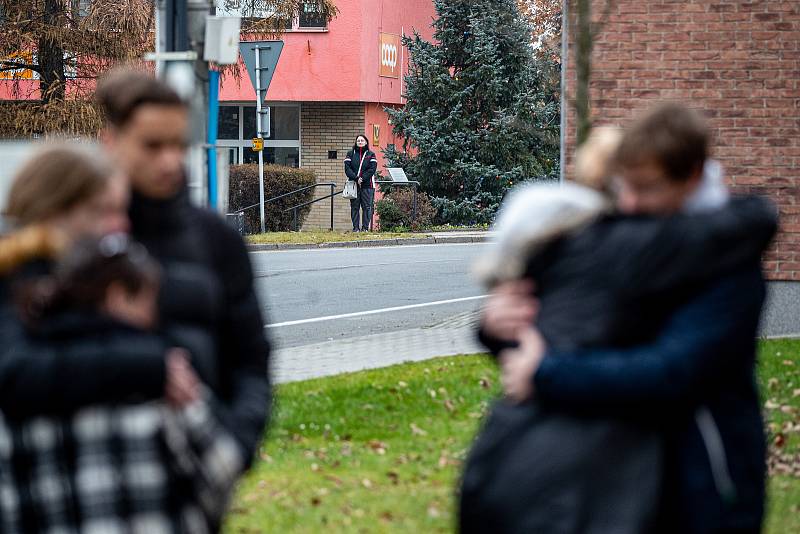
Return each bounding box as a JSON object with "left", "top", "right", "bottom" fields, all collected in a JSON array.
[
  {"left": 230, "top": 182, "right": 337, "bottom": 214},
  {"left": 284, "top": 189, "right": 345, "bottom": 231},
  {"left": 229, "top": 182, "right": 338, "bottom": 232}
]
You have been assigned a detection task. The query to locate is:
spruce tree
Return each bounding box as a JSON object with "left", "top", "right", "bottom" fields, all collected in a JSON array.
[{"left": 386, "top": 0, "right": 560, "bottom": 224}]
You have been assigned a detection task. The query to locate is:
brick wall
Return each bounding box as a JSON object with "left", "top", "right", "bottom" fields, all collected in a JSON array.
[
  {"left": 300, "top": 102, "right": 366, "bottom": 230},
  {"left": 565, "top": 0, "right": 800, "bottom": 281}
]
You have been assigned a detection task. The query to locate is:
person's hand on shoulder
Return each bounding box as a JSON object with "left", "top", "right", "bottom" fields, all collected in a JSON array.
[{"left": 481, "top": 280, "right": 538, "bottom": 342}]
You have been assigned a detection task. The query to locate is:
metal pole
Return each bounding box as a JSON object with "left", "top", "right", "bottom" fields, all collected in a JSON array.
[
  {"left": 330, "top": 184, "right": 334, "bottom": 231},
  {"left": 412, "top": 185, "right": 417, "bottom": 221},
  {"left": 255, "top": 46, "right": 266, "bottom": 233},
  {"left": 207, "top": 70, "right": 220, "bottom": 209},
  {"left": 560, "top": 0, "right": 568, "bottom": 184}
]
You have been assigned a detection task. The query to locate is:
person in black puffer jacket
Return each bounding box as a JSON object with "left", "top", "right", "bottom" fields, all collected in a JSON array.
[
  {"left": 94, "top": 70, "right": 271, "bottom": 472},
  {"left": 0, "top": 143, "right": 169, "bottom": 416},
  {"left": 1, "top": 235, "right": 241, "bottom": 533},
  {"left": 468, "top": 106, "right": 774, "bottom": 534},
  {"left": 344, "top": 135, "right": 378, "bottom": 232}
]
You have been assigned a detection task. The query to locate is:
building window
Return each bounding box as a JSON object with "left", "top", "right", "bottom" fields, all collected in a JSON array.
[
  {"left": 298, "top": 2, "right": 327, "bottom": 29},
  {"left": 217, "top": 103, "right": 301, "bottom": 168},
  {"left": 216, "top": 1, "right": 325, "bottom": 31}
]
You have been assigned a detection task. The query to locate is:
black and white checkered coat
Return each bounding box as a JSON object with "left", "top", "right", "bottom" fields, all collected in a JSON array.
[
  {"left": 0, "top": 397, "right": 243, "bottom": 534},
  {"left": 0, "top": 313, "right": 244, "bottom": 534}
]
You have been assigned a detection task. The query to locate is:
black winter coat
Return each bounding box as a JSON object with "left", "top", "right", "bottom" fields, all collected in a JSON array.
[
  {"left": 128, "top": 189, "right": 271, "bottom": 465},
  {"left": 0, "top": 261, "right": 167, "bottom": 416},
  {"left": 344, "top": 148, "right": 378, "bottom": 188},
  {"left": 464, "top": 196, "right": 777, "bottom": 534}
]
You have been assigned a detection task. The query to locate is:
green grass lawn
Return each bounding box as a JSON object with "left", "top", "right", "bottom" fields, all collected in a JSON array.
[
  {"left": 247, "top": 230, "right": 429, "bottom": 245},
  {"left": 224, "top": 341, "right": 800, "bottom": 533},
  {"left": 758, "top": 339, "right": 800, "bottom": 534}
]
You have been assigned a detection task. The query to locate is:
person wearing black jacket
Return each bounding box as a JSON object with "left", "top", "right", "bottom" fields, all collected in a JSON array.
[
  {"left": 0, "top": 144, "right": 168, "bottom": 415},
  {"left": 344, "top": 135, "right": 378, "bottom": 232},
  {"left": 94, "top": 70, "right": 271, "bottom": 468},
  {"left": 1, "top": 235, "right": 241, "bottom": 533},
  {"left": 472, "top": 104, "right": 773, "bottom": 534}
]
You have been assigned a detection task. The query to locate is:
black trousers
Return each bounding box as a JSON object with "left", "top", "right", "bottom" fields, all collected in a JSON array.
[{"left": 350, "top": 187, "right": 374, "bottom": 231}]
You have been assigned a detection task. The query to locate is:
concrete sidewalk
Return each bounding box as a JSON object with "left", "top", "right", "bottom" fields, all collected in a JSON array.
[
  {"left": 249, "top": 231, "right": 493, "bottom": 251},
  {"left": 272, "top": 311, "right": 485, "bottom": 383}
]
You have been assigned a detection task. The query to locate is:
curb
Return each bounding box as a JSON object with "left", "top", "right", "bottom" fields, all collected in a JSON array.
[{"left": 247, "top": 234, "right": 491, "bottom": 252}]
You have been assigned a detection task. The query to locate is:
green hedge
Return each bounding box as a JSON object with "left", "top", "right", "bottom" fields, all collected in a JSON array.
[{"left": 229, "top": 164, "right": 317, "bottom": 233}]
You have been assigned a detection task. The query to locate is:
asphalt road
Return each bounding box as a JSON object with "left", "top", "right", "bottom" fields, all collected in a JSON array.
[{"left": 250, "top": 243, "right": 489, "bottom": 350}]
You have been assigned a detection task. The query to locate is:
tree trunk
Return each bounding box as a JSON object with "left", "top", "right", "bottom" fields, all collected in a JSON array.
[
  {"left": 574, "top": 0, "right": 592, "bottom": 146},
  {"left": 38, "top": 0, "right": 66, "bottom": 104}
]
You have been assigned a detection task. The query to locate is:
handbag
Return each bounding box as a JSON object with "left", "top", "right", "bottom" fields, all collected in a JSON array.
[
  {"left": 343, "top": 150, "right": 367, "bottom": 199},
  {"left": 343, "top": 180, "right": 358, "bottom": 199}
]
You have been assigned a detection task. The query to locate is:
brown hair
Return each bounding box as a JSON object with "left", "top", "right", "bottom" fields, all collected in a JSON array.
[
  {"left": 95, "top": 69, "right": 186, "bottom": 128},
  {"left": 15, "top": 234, "right": 161, "bottom": 325},
  {"left": 614, "top": 102, "right": 709, "bottom": 182},
  {"left": 5, "top": 143, "right": 115, "bottom": 227}
]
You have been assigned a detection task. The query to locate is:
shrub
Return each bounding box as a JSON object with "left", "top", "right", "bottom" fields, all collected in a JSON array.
[
  {"left": 431, "top": 193, "right": 501, "bottom": 226},
  {"left": 375, "top": 188, "right": 436, "bottom": 231},
  {"left": 229, "top": 164, "right": 317, "bottom": 233}
]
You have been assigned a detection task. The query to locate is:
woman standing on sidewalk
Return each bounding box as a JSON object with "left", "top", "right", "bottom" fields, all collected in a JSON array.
[{"left": 344, "top": 135, "right": 378, "bottom": 232}]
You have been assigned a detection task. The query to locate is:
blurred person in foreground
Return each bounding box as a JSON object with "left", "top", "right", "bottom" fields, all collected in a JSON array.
[
  {"left": 461, "top": 105, "right": 775, "bottom": 534},
  {"left": 0, "top": 143, "right": 167, "bottom": 409},
  {"left": 94, "top": 69, "right": 271, "bottom": 472},
  {"left": 1, "top": 235, "right": 240, "bottom": 532}
]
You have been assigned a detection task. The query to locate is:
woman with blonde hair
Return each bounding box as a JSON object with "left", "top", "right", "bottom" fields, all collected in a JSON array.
[{"left": 0, "top": 144, "right": 239, "bottom": 532}]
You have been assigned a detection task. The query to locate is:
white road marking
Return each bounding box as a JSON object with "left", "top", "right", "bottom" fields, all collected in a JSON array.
[{"left": 265, "top": 295, "right": 487, "bottom": 328}]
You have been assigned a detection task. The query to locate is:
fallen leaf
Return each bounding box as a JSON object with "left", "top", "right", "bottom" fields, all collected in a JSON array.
[
  {"left": 398, "top": 381, "right": 408, "bottom": 388},
  {"left": 765, "top": 400, "right": 780, "bottom": 410},
  {"left": 793, "top": 389, "right": 800, "bottom": 398},
  {"left": 380, "top": 511, "right": 394, "bottom": 522},
  {"left": 774, "top": 433, "right": 786, "bottom": 448},
  {"left": 780, "top": 405, "right": 796, "bottom": 414},
  {"left": 311, "top": 497, "right": 321, "bottom": 506},
  {"left": 444, "top": 399, "right": 455, "bottom": 412},
  {"left": 429, "top": 389, "right": 437, "bottom": 398},
  {"left": 479, "top": 377, "right": 492, "bottom": 389},
  {"left": 410, "top": 423, "right": 428, "bottom": 436},
  {"left": 782, "top": 360, "right": 795, "bottom": 366},
  {"left": 361, "top": 478, "right": 373, "bottom": 488},
  {"left": 311, "top": 463, "right": 319, "bottom": 472},
  {"left": 386, "top": 471, "right": 399, "bottom": 485},
  {"left": 324, "top": 475, "right": 343, "bottom": 487},
  {"left": 368, "top": 440, "right": 388, "bottom": 455},
  {"left": 768, "top": 378, "right": 780, "bottom": 389},
  {"left": 428, "top": 505, "right": 441, "bottom": 518}
]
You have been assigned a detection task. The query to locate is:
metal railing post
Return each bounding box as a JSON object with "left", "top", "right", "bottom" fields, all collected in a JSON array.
[
  {"left": 412, "top": 185, "right": 418, "bottom": 222},
  {"left": 330, "top": 183, "right": 334, "bottom": 231}
]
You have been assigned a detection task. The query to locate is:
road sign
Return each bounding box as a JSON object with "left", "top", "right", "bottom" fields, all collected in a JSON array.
[
  {"left": 239, "top": 41, "right": 284, "bottom": 100},
  {"left": 252, "top": 137, "right": 264, "bottom": 151}
]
